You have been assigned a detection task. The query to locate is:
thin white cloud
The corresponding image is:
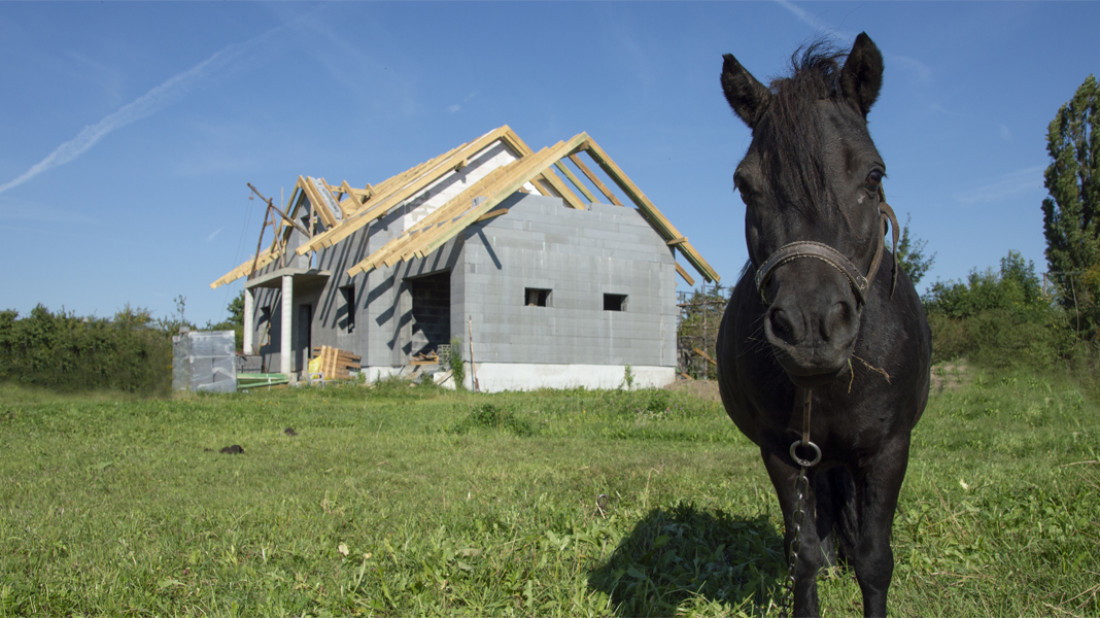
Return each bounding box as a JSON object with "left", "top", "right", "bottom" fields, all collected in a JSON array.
[
  {"left": 446, "top": 90, "right": 480, "bottom": 115},
  {"left": 206, "top": 228, "right": 223, "bottom": 243},
  {"left": 893, "top": 55, "right": 933, "bottom": 84},
  {"left": 772, "top": 1, "right": 935, "bottom": 89},
  {"left": 0, "top": 27, "right": 281, "bottom": 195},
  {"left": 292, "top": 11, "right": 421, "bottom": 118},
  {"left": 954, "top": 165, "right": 1046, "bottom": 207},
  {"left": 772, "top": 0, "right": 851, "bottom": 40}
]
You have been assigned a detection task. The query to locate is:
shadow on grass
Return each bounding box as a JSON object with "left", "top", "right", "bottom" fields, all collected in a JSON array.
[{"left": 588, "top": 502, "right": 784, "bottom": 616}]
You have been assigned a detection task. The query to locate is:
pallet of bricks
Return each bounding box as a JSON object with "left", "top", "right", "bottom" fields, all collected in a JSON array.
[{"left": 309, "top": 345, "right": 361, "bottom": 381}]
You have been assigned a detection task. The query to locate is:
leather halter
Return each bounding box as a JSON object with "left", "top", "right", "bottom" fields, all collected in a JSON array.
[{"left": 754, "top": 190, "right": 900, "bottom": 306}]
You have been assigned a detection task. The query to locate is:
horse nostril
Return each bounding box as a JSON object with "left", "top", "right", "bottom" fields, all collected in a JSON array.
[
  {"left": 822, "top": 301, "right": 855, "bottom": 342},
  {"left": 767, "top": 307, "right": 798, "bottom": 345}
]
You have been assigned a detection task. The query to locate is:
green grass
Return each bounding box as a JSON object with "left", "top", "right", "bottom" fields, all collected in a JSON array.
[{"left": 0, "top": 371, "right": 1097, "bottom": 617}]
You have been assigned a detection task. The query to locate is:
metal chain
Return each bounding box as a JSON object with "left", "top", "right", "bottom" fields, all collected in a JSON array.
[
  {"left": 779, "top": 465, "right": 810, "bottom": 618},
  {"left": 779, "top": 388, "right": 819, "bottom": 618}
]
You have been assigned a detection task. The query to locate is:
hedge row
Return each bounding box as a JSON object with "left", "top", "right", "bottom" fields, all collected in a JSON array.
[{"left": 0, "top": 305, "right": 172, "bottom": 395}]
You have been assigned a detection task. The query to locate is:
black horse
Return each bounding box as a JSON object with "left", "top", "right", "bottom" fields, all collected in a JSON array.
[{"left": 716, "top": 34, "right": 931, "bottom": 617}]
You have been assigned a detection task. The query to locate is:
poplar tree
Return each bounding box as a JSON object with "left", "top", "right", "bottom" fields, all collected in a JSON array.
[{"left": 1041, "top": 74, "right": 1100, "bottom": 340}]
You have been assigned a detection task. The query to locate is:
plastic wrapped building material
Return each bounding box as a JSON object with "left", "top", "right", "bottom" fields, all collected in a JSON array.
[{"left": 172, "top": 329, "right": 237, "bottom": 393}]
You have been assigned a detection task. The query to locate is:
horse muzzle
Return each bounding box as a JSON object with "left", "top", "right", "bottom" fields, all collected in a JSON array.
[
  {"left": 763, "top": 298, "right": 858, "bottom": 383},
  {"left": 759, "top": 256, "right": 862, "bottom": 383}
]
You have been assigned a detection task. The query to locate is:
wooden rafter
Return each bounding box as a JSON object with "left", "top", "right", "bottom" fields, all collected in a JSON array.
[
  {"left": 346, "top": 159, "right": 526, "bottom": 276},
  {"left": 210, "top": 248, "right": 280, "bottom": 289},
  {"left": 569, "top": 153, "right": 623, "bottom": 206},
  {"left": 346, "top": 134, "right": 592, "bottom": 277},
  {"left": 581, "top": 138, "right": 719, "bottom": 283},
  {"left": 210, "top": 184, "right": 297, "bottom": 289},
  {"left": 297, "top": 126, "right": 527, "bottom": 255},
  {"left": 554, "top": 160, "right": 597, "bottom": 204},
  {"left": 676, "top": 263, "right": 696, "bottom": 286},
  {"left": 213, "top": 125, "right": 722, "bottom": 289},
  {"left": 337, "top": 180, "right": 372, "bottom": 215},
  {"left": 294, "top": 139, "right": 474, "bottom": 253},
  {"left": 296, "top": 176, "right": 339, "bottom": 228},
  {"left": 539, "top": 167, "right": 586, "bottom": 210},
  {"left": 414, "top": 134, "right": 591, "bottom": 258}
]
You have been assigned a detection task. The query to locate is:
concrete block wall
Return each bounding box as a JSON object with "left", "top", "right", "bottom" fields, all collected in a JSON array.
[{"left": 454, "top": 193, "right": 678, "bottom": 372}]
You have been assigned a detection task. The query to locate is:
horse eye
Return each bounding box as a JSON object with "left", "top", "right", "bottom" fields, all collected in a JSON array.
[
  {"left": 734, "top": 176, "right": 755, "bottom": 202},
  {"left": 864, "top": 169, "right": 884, "bottom": 191}
]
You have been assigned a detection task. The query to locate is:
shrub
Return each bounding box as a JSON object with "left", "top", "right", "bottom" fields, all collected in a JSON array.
[
  {"left": 451, "top": 403, "right": 534, "bottom": 437},
  {"left": 0, "top": 305, "right": 171, "bottom": 395},
  {"left": 924, "top": 251, "right": 1075, "bottom": 370}
]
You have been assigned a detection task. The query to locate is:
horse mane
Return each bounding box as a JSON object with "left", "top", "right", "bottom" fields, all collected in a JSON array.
[{"left": 758, "top": 41, "right": 849, "bottom": 216}]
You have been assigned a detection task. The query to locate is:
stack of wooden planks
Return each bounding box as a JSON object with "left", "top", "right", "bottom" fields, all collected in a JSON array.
[{"left": 310, "top": 345, "right": 361, "bottom": 380}]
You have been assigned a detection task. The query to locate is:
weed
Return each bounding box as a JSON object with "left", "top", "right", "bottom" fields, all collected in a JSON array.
[
  {"left": 449, "top": 336, "right": 466, "bottom": 390},
  {"left": 451, "top": 403, "right": 535, "bottom": 437},
  {"left": 621, "top": 364, "right": 635, "bottom": 390}
]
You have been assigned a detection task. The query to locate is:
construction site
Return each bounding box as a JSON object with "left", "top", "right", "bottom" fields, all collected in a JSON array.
[{"left": 210, "top": 126, "right": 719, "bottom": 392}]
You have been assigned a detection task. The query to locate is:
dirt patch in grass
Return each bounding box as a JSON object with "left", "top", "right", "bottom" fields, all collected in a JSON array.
[
  {"left": 931, "top": 361, "right": 971, "bottom": 393},
  {"left": 664, "top": 378, "right": 721, "bottom": 403}
]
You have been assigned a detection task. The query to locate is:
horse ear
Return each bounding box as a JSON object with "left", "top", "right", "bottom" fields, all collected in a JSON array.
[
  {"left": 839, "top": 32, "right": 883, "bottom": 117},
  {"left": 722, "top": 53, "right": 771, "bottom": 129}
]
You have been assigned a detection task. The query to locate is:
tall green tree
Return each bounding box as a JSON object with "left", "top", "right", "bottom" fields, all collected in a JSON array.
[
  {"left": 1041, "top": 74, "right": 1100, "bottom": 340},
  {"left": 895, "top": 213, "right": 935, "bottom": 286}
]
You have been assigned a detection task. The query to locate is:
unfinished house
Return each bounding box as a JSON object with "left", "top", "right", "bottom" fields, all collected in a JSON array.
[{"left": 211, "top": 126, "right": 718, "bottom": 391}]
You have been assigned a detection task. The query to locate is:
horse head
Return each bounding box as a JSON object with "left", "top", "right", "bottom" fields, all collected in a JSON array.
[{"left": 721, "top": 33, "right": 891, "bottom": 386}]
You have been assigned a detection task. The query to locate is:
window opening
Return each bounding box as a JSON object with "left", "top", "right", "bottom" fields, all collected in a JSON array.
[
  {"left": 604, "top": 293, "right": 628, "bottom": 312},
  {"left": 525, "top": 287, "right": 551, "bottom": 307},
  {"left": 259, "top": 306, "right": 273, "bottom": 346},
  {"left": 340, "top": 284, "right": 355, "bottom": 333},
  {"left": 409, "top": 272, "right": 451, "bottom": 357}
]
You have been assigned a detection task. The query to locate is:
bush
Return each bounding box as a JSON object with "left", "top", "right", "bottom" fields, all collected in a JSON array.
[
  {"left": 0, "top": 305, "right": 171, "bottom": 395},
  {"left": 923, "top": 251, "right": 1076, "bottom": 370}
]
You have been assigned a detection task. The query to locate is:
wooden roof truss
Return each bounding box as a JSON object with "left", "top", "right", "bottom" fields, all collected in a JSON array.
[{"left": 211, "top": 126, "right": 718, "bottom": 289}]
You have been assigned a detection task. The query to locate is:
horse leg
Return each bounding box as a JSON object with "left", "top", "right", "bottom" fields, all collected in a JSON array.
[
  {"left": 762, "top": 447, "right": 826, "bottom": 618},
  {"left": 852, "top": 440, "right": 912, "bottom": 617},
  {"left": 812, "top": 466, "right": 856, "bottom": 568}
]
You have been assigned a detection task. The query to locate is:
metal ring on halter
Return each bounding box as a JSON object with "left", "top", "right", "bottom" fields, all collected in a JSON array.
[{"left": 789, "top": 439, "right": 822, "bottom": 468}]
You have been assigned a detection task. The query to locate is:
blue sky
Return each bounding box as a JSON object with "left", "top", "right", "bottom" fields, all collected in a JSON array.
[{"left": 2, "top": 1, "right": 1097, "bottom": 326}]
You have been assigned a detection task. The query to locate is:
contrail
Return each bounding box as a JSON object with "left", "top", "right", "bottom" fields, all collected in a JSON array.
[
  {"left": 771, "top": 0, "right": 850, "bottom": 40},
  {"left": 0, "top": 31, "right": 271, "bottom": 195}
]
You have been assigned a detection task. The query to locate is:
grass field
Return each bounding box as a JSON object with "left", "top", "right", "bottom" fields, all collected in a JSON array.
[{"left": 1, "top": 369, "right": 1097, "bottom": 617}]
